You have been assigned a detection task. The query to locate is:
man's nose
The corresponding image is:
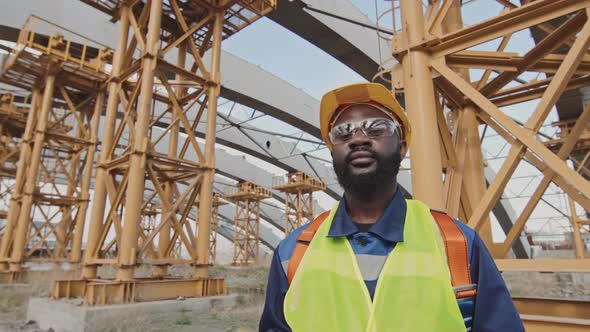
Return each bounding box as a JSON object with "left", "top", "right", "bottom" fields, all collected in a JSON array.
[{"left": 347, "top": 128, "right": 371, "bottom": 147}]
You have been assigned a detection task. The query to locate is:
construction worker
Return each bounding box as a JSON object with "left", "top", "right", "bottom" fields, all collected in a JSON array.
[{"left": 259, "top": 82, "right": 524, "bottom": 332}]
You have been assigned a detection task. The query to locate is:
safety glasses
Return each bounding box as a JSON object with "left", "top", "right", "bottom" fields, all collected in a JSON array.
[{"left": 328, "top": 117, "right": 400, "bottom": 145}]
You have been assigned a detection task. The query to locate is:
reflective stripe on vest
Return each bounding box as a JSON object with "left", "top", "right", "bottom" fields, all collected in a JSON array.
[{"left": 284, "top": 200, "right": 466, "bottom": 332}]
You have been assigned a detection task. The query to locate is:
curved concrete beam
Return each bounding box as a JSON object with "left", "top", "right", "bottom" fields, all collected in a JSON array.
[{"left": 268, "top": 0, "right": 390, "bottom": 81}]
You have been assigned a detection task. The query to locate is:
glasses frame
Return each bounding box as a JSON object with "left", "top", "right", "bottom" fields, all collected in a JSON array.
[{"left": 328, "top": 117, "right": 400, "bottom": 145}]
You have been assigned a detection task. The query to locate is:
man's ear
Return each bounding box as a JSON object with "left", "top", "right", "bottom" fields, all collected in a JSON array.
[{"left": 400, "top": 140, "right": 408, "bottom": 159}]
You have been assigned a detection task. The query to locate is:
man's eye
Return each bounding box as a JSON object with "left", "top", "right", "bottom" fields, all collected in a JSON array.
[
  {"left": 367, "top": 129, "right": 384, "bottom": 137},
  {"left": 337, "top": 132, "right": 352, "bottom": 141}
]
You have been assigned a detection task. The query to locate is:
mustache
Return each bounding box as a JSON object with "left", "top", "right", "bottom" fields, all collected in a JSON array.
[{"left": 345, "top": 146, "right": 377, "bottom": 163}]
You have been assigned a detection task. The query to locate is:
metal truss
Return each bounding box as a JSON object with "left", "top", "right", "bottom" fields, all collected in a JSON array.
[
  {"left": 51, "top": 0, "right": 276, "bottom": 304},
  {"left": 209, "top": 193, "right": 227, "bottom": 263},
  {"left": 0, "top": 93, "right": 28, "bottom": 222},
  {"left": 0, "top": 16, "right": 107, "bottom": 281},
  {"left": 273, "top": 171, "right": 326, "bottom": 235},
  {"left": 391, "top": 0, "right": 590, "bottom": 268},
  {"left": 224, "top": 181, "right": 271, "bottom": 266}
]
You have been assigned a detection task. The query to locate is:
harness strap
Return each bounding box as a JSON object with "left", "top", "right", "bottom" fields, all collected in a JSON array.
[
  {"left": 286, "top": 210, "right": 330, "bottom": 284},
  {"left": 430, "top": 209, "right": 477, "bottom": 299},
  {"left": 287, "top": 209, "right": 477, "bottom": 300}
]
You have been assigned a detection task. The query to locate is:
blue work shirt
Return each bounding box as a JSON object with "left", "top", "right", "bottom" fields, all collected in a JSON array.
[{"left": 259, "top": 189, "right": 525, "bottom": 331}]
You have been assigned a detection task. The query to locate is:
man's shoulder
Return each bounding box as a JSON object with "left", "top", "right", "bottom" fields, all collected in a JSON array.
[
  {"left": 410, "top": 199, "right": 478, "bottom": 252},
  {"left": 452, "top": 218, "right": 478, "bottom": 262},
  {"left": 276, "top": 221, "right": 313, "bottom": 264}
]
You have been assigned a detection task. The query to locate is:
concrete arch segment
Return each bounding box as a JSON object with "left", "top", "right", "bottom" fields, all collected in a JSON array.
[{"left": 267, "top": 0, "right": 390, "bottom": 81}]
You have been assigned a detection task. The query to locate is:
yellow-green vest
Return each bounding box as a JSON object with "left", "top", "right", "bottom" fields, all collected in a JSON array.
[{"left": 284, "top": 199, "right": 466, "bottom": 332}]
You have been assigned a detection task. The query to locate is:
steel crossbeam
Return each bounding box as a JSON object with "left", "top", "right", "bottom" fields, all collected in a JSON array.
[
  {"left": 391, "top": 0, "right": 590, "bottom": 263},
  {"left": 0, "top": 16, "right": 108, "bottom": 279}
]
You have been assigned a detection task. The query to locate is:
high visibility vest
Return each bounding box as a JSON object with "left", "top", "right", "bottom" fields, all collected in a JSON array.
[{"left": 284, "top": 200, "right": 470, "bottom": 332}]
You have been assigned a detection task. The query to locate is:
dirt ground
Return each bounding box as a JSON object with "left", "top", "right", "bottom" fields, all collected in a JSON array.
[
  {"left": 0, "top": 264, "right": 589, "bottom": 331},
  {"left": 0, "top": 264, "right": 269, "bottom": 332}
]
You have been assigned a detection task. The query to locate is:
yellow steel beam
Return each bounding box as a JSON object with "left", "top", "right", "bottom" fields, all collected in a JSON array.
[{"left": 496, "top": 259, "right": 590, "bottom": 272}]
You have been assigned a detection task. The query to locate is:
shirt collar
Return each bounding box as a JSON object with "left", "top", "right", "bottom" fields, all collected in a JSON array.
[{"left": 327, "top": 188, "right": 406, "bottom": 243}]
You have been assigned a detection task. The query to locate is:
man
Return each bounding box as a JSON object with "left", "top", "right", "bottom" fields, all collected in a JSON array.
[{"left": 259, "top": 82, "right": 524, "bottom": 332}]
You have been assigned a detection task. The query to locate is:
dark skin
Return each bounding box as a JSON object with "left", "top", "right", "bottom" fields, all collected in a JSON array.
[{"left": 331, "top": 104, "right": 407, "bottom": 225}]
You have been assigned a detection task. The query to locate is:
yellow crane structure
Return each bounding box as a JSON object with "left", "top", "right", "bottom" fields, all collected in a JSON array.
[
  {"left": 273, "top": 171, "right": 326, "bottom": 236},
  {"left": 0, "top": 92, "right": 29, "bottom": 247},
  {"left": 49, "top": 0, "right": 275, "bottom": 305},
  {"left": 546, "top": 119, "right": 590, "bottom": 258},
  {"left": 224, "top": 181, "right": 271, "bottom": 266},
  {"left": 385, "top": 0, "right": 590, "bottom": 328},
  {"left": 0, "top": 93, "right": 29, "bottom": 221},
  {"left": 209, "top": 193, "right": 227, "bottom": 263},
  {"left": 0, "top": 16, "right": 108, "bottom": 282}
]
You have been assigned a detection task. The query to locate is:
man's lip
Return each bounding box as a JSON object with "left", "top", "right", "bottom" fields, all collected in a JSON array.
[
  {"left": 349, "top": 157, "right": 375, "bottom": 166},
  {"left": 348, "top": 151, "right": 374, "bottom": 161},
  {"left": 348, "top": 151, "right": 376, "bottom": 166}
]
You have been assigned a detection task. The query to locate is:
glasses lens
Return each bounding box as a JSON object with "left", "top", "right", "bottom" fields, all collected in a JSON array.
[
  {"left": 329, "top": 118, "right": 398, "bottom": 145},
  {"left": 363, "top": 118, "right": 397, "bottom": 138},
  {"left": 329, "top": 123, "right": 354, "bottom": 144}
]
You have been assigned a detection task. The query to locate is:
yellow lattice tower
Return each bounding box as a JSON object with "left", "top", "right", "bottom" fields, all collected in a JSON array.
[
  {"left": 545, "top": 119, "right": 590, "bottom": 156},
  {"left": 273, "top": 172, "right": 326, "bottom": 236},
  {"left": 546, "top": 119, "right": 590, "bottom": 258},
  {"left": 224, "top": 181, "right": 271, "bottom": 266},
  {"left": 0, "top": 16, "right": 109, "bottom": 282},
  {"left": 141, "top": 205, "right": 159, "bottom": 234},
  {"left": 0, "top": 93, "right": 28, "bottom": 221},
  {"left": 209, "top": 193, "right": 227, "bottom": 263},
  {"left": 0, "top": 92, "right": 28, "bottom": 248},
  {"left": 50, "top": 0, "right": 275, "bottom": 304}
]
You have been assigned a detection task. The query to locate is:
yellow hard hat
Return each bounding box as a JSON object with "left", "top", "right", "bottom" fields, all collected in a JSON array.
[{"left": 320, "top": 82, "right": 411, "bottom": 150}]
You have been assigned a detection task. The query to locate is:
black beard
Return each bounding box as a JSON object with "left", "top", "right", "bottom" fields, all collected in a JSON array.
[{"left": 333, "top": 146, "right": 402, "bottom": 197}]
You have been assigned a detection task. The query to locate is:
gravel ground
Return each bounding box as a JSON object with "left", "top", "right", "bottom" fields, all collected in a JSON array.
[
  {"left": 1, "top": 264, "right": 589, "bottom": 331},
  {"left": 0, "top": 264, "right": 269, "bottom": 332}
]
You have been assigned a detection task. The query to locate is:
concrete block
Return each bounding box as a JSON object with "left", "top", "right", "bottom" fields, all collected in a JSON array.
[
  {"left": 0, "top": 283, "right": 34, "bottom": 311},
  {"left": 0, "top": 283, "right": 33, "bottom": 294},
  {"left": 27, "top": 294, "right": 238, "bottom": 332}
]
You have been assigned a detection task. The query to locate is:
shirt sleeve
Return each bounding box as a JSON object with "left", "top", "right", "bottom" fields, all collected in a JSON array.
[
  {"left": 470, "top": 234, "right": 525, "bottom": 332},
  {"left": 259, "top": 248, "right": 292, "bottom": 332}
]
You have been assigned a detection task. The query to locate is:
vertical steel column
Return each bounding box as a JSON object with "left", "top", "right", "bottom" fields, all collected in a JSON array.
[
  {"left": 195, "top": 9, "right": 224, "bottom": 278},
  {"left": 399, "top": 0, "right": 445, "bottom": 210},
  {"left": 154, "top": 42, "right": 186, "bottom": 277},
  {"left": 244, "top": 199, "right": 251, "bottom": 264},
  {"left": 209, "top": 197, "right": 219, "bottom": 262},
  {"left": 10, "top": 74, "right": 56, "bottom": 272},
  {"left": 442, "top": 0, "right": 492, "bottom": 243},
  {"left": 71, "top": 91, "right": 104, "bottom": 263},
  {"left": 568, "top": 195, "right": 586, "bottom": 258},
  {"left": 56, "top": 144, "right": 82, "bottom": 260},
  {"left": 253, "top": 200, "right": 259, "bottom": 262},
  {"left": 296, "top": 191, "right": 302, "bottom": 229},
  {"left": 0, "top": 87, "right": 40, "bottom": 271},
  {"left": 81, "top": 7, "right": 130, "bottom": 279},
  {"left": 284, "top": 193, "right": 293, "bottom": 234},
  {"left": 116, "top": 0, "right": 163, "bottom": 281},
  {"left": 232, "top": 200, "right": 244, "bottom": 265}
]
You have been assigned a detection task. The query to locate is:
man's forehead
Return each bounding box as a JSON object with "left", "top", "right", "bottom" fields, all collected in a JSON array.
[{"left": 333, "top": 103, "right": 391, "bottom": 126}]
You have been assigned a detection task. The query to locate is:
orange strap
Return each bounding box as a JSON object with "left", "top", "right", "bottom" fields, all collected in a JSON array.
[
  {"left": 287, "top": 209, "right": 476, "bottom": 300},
  {"left": 286, "top": 210, "right": 330, "bottom": 284},
  {"left": 430, "top": 210, "right": 476, "bottom": 299}
]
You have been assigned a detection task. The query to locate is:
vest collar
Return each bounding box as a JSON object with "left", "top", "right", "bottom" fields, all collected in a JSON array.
[{"left": 327, "top": 188, "right": 406, "bottom": 243}]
